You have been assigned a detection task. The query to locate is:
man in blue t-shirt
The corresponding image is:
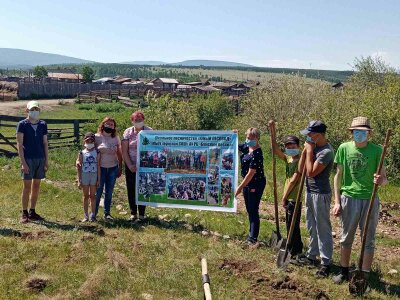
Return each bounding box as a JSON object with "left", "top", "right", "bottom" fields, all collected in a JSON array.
[{"left": 16, "top": 100, "right": 49, "bottom": 223}]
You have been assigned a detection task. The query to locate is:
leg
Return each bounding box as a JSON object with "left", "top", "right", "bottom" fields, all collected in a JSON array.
[
  {"left": 95, "top": 167, "right": 106, "bottom": 216},
  {"left": 287, "top": 200, "right": 303, "bottom": 256},
  {"left": 243, "top": 187, "right": 251, "bottom": 236},
  {"left": 104, "top": 166, "right": 118, "bottom": 216},
  {"left": 305, "top": 193, "right": 318, "bottom": 260},
  {"left": 21, "top": 180, "right": 32, "bottom": 210},
  {"left": 89, "top": 185, "right": 97, "bottom": 217},
  {"left": 29, "top": 179, "right": 41, "bottom": 209},
  {"left": 247, "top": 184, "right": 264, "bottom": 241},
  {"left": 360, "top": 197, "right": 380, "bottom": 271},
  {"left": 313, "top": 193, "right": 333, "bottom": 266},
  {"left": 82, "top": 185, "right": 90, "bottom": 216},
  {"left": 339, "top": 195, "right": 362, "bottom": 267},
  {"left": 125, "top": 166, "right": 137, "bottom": 216}
]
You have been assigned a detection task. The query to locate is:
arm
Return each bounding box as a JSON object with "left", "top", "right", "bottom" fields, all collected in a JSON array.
[
  {"left": 304, "top": 143, "right": 328, "bottom": 177},
  {"left": 43, "top": 134, "right": 49, "bottom": 171},
  {"left": 122, "top": 140, "right": 135, "bottom": 172},
  {"left": 116, "top": 142, "right": 123, "bottom": 177},
  {"left": 16, "top": 132, "right": 29, "bottom": 174},
  {"left": 76, "top": 152, "right": 83, "bottom": 187},
  {"left": 97, "top": 153, "right": 101, "bottom": 187},
  {"left": 235, "top": 168, "right": 256, "bottom": 196},
  {"left": 374, "top": 165, "right": 388, "bottom": 186},
  {"left": 268, "top": 120, "right": 285, "bottom": 160},
  {"left": 271, "top": 136, "right": 286, "bottom": 160},
  {"left": 281, "top": 151, "right": 306, "bottom": 207},
  {"left": 333, "top": 165, "right": 343, "bottom": 216}
]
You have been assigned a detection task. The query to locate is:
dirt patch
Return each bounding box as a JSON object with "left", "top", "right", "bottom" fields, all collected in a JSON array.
[
  {"left": 107, "top": 249, "right": 131, "bottom": 270},
  {"left": 78, "top": 266, "right": 107, "bottom": 299},
  {"left": 271, "top": 275, "right": 299, "bottom": 291},
  {"left": 21, "top": 231, "right": 54, "bottom": 240},
  {"left": 25, "top": 276, "right": 50, "bottom": 292},
  {"left": 219, "top": 259, "right": 255, "bottom": 276}
]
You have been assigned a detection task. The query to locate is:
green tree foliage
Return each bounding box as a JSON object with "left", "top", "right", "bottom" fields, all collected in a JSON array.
[
  {"left": 81, "top": 65, "right": 95, "bottom": 82},
  {"left": 33, "top": 65, "right": 48, "bottom": 78},
  {"left": 240, "top": 57, "right": 400, "bottom": 181}
]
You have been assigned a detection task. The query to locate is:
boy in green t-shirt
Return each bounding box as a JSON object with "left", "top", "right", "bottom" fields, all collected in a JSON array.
[
  {"left": 270, "top": 123, "right": 303, "bottom": 258},
  {"left": 332, "top": 117, "right": 388, "bottom": 285}
]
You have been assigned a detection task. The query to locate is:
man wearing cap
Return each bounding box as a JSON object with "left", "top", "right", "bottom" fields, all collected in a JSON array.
[
  {"left": 16, "top": 100, "right": 48, "bottom": 223},
  {"left": 332, "top": 117, "right": 387, "bottom": 285},
  {"left": 296, "top": 120, "right": 334, "bottom": 278}
]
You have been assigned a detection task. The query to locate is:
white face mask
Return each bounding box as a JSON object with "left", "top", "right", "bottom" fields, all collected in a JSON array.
[
  {"left": 133, "top": 121, "right": 144, "bottom": 128},
  {"left": 85, "top": 143, "right": 95, "bottom": 149},
  {"left": 28, "top": 111, "right": 40, "bottom": 120}
]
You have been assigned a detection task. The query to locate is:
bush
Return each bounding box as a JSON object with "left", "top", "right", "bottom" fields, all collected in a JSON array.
[{"left": 239, "top": 57, "right": 400, "bottom": 181}]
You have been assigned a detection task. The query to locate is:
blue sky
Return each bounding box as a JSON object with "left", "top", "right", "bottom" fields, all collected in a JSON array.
[{"left": 0, "top": 0, "right": 399, "bottom": 70}]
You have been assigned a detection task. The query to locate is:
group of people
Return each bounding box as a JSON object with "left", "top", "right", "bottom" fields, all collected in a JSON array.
[
  {"left": 166, "top": 151, "right": 206, "bottom": 172},
  {"left": 167, "top": 177, "right": 206, "bottom": 200},
  {"left": 17, "top": 102, "right": 152, "bottom": 223},
  {"left": 235, "top": 117, "right": 387, "bottom": 287},
  {"left": 16, "top": 100, "right": 386, "bottom": 287},
  {"left": 140, "top": 151, "right": 167, "bottom": 169}
]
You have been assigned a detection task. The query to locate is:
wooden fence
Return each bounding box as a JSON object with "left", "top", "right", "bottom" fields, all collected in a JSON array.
[{"left": 0, "top": 115, "right": 91, "bottom": 157}]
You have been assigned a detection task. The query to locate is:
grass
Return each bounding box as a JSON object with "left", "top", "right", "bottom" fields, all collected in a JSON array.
[{"left": 0, "top": 103, "right": 399, "bottom": 299}]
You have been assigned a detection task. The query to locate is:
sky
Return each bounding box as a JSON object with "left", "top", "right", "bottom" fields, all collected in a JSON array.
[{"left": 0, "top": 0, "right": 399, "bottom": 70}]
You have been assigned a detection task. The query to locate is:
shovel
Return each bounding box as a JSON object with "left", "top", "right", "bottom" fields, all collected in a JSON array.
[
  {"left": 268, "top": 121, "right": 285, "bottom": 250},
  {"left": 349, "top": 129, "right": 391, "bottom": 296},
  {"left": 277, "top": 162, "right": 307, "bottom": 268}
]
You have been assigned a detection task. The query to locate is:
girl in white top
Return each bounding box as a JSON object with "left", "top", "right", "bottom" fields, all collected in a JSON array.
[{"left": 77, "top": 132, "right": 101, "bottom": 222}]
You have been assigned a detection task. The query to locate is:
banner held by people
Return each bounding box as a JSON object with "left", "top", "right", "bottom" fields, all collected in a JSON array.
[{"left": 136, "top": 130, "right": 238, "bottom": 212}]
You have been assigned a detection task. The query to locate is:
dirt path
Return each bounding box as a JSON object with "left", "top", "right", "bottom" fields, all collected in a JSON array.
[{"left": 0, "top": 99, "right": 74, "bottom": 116}]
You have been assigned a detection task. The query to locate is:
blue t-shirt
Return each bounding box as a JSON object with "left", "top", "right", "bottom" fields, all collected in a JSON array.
[{"left": 16, "top": 119, "right": 48, "bottom": 159}]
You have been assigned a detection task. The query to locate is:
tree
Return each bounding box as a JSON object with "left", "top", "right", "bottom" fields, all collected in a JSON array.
[
  {"left": 33, "top": 65, "right": 48, "bottom": 79},
  {"left": 81, "top": 65, "right": 95, "bottom": 82}
]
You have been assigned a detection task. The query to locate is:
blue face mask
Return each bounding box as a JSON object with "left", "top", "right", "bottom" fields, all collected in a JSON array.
[
  {"left": 353, "top": 130, "right": 368, "bottom": 143},
  {"left": 306, "top": 136, "right": 315, "bottom": 144},
  {"left": 245, "top": 138, "right": 257, "bottom": 147},
  {"left": 285, "top": 148, "right": 300, "bottom": 157}
]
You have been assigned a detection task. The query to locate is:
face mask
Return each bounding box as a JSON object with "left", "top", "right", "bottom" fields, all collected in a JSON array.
[
  {"left": 28, "top": 111, "right": 40, "bottom": 120},
  {"left": 353, "top": 130, "right": 368, "bottom": 143},
  {"left": 306, "top": 135, "right": 315, "bottom": 144},
  {"left": 245, "top": 138, "right": 257, "bottom": 147},
  {"left": 85, "top": 143, "right": 95, "bottom": 149},
  {"left": 133, "top": 121, "right": 144, "bottom": 128},
  {"left": 285, "top": 148, "right": 300, "bottom": 157},
  {"left": 103, "top": 127, "right": 114, "bottom": 134}
]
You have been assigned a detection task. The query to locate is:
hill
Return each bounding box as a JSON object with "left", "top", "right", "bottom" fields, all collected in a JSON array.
[
  {"left": 0, "top": 48, "right": 93, "bottom": 68},
  {"left": 120, "top": 59, "right": 254, "bottom": 67}
]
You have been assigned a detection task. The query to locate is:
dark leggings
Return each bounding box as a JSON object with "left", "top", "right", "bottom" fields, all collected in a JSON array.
[
  {"left": 125, "top": 165, "right": 146, "bottom": 216},
  {"left": 243, "top": 179, "right": 266, "bottom": 241},
  {"left": 285, "top": 200, "right": 303, "bottom": 256}
]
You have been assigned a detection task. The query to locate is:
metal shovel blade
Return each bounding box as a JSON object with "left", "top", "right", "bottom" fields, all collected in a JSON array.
[
  {"left": 269, "top": 231, "right": 279, "bottom": 248},
  {"left": 276, "top": 248, "right": 291, "bottom": 268},
  {"left": 349, "top": 270, "right": 368, "bottom": 296}
]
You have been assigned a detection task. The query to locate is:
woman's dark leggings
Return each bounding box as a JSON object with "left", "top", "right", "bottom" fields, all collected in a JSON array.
[
  {"left": 243, "top": 179, "right": 266, "bottom": 241},
  {"left": 125, "top": 165, "right": 146, "bottom": 216},
  {"left": 285, "top": 200, "right": 303, "bottom": 256}
]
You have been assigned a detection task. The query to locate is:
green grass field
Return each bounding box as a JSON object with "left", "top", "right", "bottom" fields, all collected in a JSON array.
[{"left": 0, "top": 103, "right": 399, "bottom": 299}]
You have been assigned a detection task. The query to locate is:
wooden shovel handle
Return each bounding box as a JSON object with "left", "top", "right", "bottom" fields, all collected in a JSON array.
[
  {"left": 358, "top": 129, "right": 392, "bottom": 270},
  {"left": 269, "top": 120, "right": 280, "bottom": 236},
  {"left": 286, "top": 157, "right": 307, "bottom": 248}
]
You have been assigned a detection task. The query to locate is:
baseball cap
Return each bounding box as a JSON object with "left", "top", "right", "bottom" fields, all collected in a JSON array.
[
  {"left": 27, "top": 101, "right": 40, "bottom": 110},
  {"left": 300, "top": 120, "right": 327, "bottom": 135},
  {"left": 283, "top": 135, "right": 300, "bottom": 145}
]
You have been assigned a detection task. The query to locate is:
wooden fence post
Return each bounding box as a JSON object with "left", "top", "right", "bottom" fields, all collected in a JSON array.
[{"left": 74, "top": 120, "right": 80, "bottom": 145}]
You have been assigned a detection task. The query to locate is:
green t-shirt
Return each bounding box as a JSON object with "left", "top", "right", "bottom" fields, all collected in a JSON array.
[
  {"left": 284, "top": 156, "right": 300, "bottom": 200},
  {"left": 334, "top": 141, "right": 382, "bottom": 199}
]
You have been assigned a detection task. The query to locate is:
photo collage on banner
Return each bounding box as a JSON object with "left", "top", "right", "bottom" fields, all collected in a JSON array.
[{"left": 136, "top": 131, "right": 238, "bottom": 212}]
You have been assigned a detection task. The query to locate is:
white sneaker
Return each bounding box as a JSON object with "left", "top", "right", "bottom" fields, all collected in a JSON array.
[{"left": 129, "top": 214, "right": 137, "bottom": 221}]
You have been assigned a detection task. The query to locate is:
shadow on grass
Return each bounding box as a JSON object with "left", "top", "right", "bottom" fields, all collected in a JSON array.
[
  {"left": 369, "top": 269, "right": 400, "bottom": 298},
  {"left": 39, "top": 220, "right": 106, "bottom": 236},
  {"left": 0, "top": 228, "right": 23, "bottom": 237}
]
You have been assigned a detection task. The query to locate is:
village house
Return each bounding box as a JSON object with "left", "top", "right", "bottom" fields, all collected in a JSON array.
[
  {"left": 194, "top": 85, "right": 221, "bottom": 95},
  {"left": 151, "top": 78, "right": 179, "bottom": 90},
  {"left": 47, "top": 72, "right": 84, "bottom": 83}
]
